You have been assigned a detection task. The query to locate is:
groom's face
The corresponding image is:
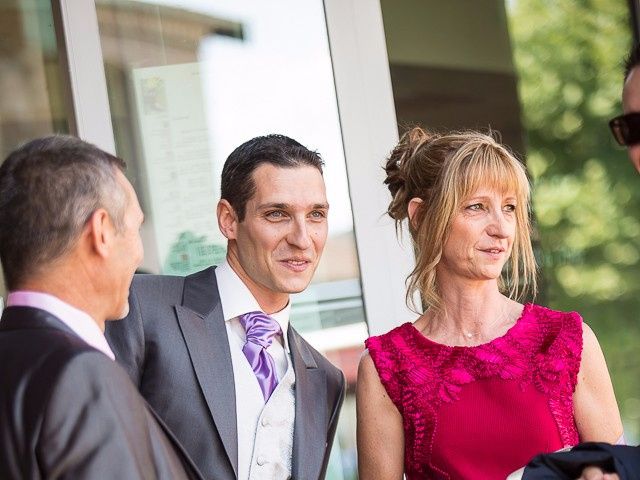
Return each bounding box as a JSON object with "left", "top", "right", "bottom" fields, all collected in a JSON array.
[{"left": 223, "top": 163, "right": 329, "bottom": 305}]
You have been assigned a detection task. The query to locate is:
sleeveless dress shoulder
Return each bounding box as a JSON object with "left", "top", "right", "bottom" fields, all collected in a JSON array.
[{"left": 364, "top": 303, "right": 583, "bottom": 480}]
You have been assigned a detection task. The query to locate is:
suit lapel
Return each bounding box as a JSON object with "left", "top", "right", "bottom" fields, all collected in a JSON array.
[
  {"left": 174, "top": 267, "right": 238, "bottom": 478},
  {"left": 289, "top": 327, "right": 327, "bottom": 480}
]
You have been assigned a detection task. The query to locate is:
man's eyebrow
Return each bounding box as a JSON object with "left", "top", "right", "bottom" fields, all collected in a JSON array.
[
  {"left": 257, "top": 202, "right": 289, "bottom": 210},
  {"left": 256, "top": 202, "right": 329, "bottom": 210}
]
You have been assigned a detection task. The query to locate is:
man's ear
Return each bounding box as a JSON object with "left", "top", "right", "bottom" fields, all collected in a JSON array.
[
  {"left": 217, "top": 199, "right": 238, "bottom": 240},
  {"left": 87, "top": 208, "right": 114, "bottom": 258},
  {"left": 407, "top": 197, "right": 423, "bottom": 229}
]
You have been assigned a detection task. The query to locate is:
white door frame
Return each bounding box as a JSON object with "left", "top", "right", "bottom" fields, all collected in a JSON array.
[{"left": 324, "top": 0, "right": 416, "bottom": 334}]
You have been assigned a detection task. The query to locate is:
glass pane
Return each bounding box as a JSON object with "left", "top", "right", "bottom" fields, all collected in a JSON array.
[
  {"left": 0, "top": 0, "right": 71, "bottom": 299},
  {"left": 381, "top": 0, "right": 637, "bottom": 444},
  {"left": 96, "top": 1, "right": 362, "bottom": 477}
]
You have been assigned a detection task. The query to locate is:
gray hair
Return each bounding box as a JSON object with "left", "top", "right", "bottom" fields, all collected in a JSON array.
[{"left": 0, "top": 135, "right": 127, "bottom": 289}]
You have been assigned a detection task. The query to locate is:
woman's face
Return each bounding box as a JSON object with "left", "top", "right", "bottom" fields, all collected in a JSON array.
[{"left": 437, "top": 188, "right": 517, "bottom": 285}]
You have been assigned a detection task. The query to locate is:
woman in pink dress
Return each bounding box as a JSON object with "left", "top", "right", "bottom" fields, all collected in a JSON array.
[{"left": 356, "top": 128, "right": 623, "bottom": 480}]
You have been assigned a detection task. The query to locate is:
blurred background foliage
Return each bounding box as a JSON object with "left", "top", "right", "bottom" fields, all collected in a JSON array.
[{"left": 507, "top": 0, "right": 640, "bottom": 441}]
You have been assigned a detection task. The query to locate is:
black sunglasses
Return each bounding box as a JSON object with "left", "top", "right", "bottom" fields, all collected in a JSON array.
[{"left": 609, "top": 112, "right": 640, "bottom": 146}]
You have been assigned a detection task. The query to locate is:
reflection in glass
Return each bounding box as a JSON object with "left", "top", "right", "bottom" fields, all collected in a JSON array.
[{"left": 96, "top": 1, "right": 364, "bottom": 477}]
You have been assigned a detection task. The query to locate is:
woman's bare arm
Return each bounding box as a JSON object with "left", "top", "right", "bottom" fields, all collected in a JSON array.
[
  {"left": 573, "top": 323, "right": 623, "bottom": 443},
  {"left": 356, "top": 352, "right": 405, "bottom": 480}
]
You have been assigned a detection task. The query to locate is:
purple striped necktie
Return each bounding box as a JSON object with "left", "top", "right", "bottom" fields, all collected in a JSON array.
[{"left": 238, "top": 311, "right": 282, "bottom": 402}]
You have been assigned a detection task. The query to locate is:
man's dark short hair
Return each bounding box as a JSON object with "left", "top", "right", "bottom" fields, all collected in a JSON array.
[
  {"left": 0, "top": 135, "right": 126, "bottom": 290},
  {"left": 220, "top": 134, "right": 324, "bottom": 221},
  {"left": 624, "top": 42, "right": 640, "bottom": 80}
]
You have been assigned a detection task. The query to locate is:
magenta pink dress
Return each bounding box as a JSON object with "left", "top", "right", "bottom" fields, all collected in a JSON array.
[{"left": 365, "top": 303, "right": 583, "bottom": 480}]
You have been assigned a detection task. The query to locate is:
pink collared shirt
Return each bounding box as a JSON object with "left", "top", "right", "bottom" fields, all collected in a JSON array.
[{"left": 6, "top": 291, "right": 115, "bottom": 360}]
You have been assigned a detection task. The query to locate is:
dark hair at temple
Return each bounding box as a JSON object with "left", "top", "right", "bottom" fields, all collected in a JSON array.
[{"left": 624, "top": 43, "right": 640, "bottom": 80}]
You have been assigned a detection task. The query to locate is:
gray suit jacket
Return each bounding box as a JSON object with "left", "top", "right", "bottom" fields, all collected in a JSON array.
[
  {"left": 0, "top": 306, "right": 203, "bottom": 480},
  {"left": 106, "top": 266, "right": 346, "bottom": 480}
]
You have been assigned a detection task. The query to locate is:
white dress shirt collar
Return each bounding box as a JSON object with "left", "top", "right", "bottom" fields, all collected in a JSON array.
[
  {"left": 215, "top": 260, "right": 291, "bottom": 351},
  {"left": 6, "top": 290, "right": 116, "bottom": 360}
]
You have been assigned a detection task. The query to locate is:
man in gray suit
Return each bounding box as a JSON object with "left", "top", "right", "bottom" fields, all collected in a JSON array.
[
  {"left": 106, "top": 134, "right": 346, "bottom": 480},
  {"left": 0, "top": 135, "right": 202, "bottom": 479}
]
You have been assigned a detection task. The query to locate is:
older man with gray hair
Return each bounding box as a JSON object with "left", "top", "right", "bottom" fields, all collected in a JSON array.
[{"left": 0, "top": 135, "right": 203, "bottom": 479}]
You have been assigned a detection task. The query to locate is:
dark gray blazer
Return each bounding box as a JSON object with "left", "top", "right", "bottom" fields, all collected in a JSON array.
[
  {"left": 105, "top": 266, "right": 346, "bottom": 480},
  {"left": 0, "top": 306, "right": 203, "bottom": 480}
]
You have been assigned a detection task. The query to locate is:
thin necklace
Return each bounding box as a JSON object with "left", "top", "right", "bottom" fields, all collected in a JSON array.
[{"left": 458, "top": 306, "right": 511, "bottom": 339}]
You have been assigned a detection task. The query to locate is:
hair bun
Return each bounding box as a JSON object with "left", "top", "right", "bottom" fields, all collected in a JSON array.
[{"left": 384, "top": 127, "right": 433, "bottom": 220}]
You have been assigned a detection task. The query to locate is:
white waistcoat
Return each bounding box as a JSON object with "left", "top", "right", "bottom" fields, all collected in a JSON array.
[{"left": 246, "top": 360, "right": 296, "bottom": 480}]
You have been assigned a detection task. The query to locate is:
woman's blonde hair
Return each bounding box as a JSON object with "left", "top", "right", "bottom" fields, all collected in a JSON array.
[{"left": 384, "top": 127, "right": 537, "bottom": 311}]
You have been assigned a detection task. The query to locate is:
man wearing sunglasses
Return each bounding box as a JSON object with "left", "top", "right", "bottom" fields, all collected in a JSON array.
[{"left": 610, "top": 43, "right": 640, "bottom": 173}]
